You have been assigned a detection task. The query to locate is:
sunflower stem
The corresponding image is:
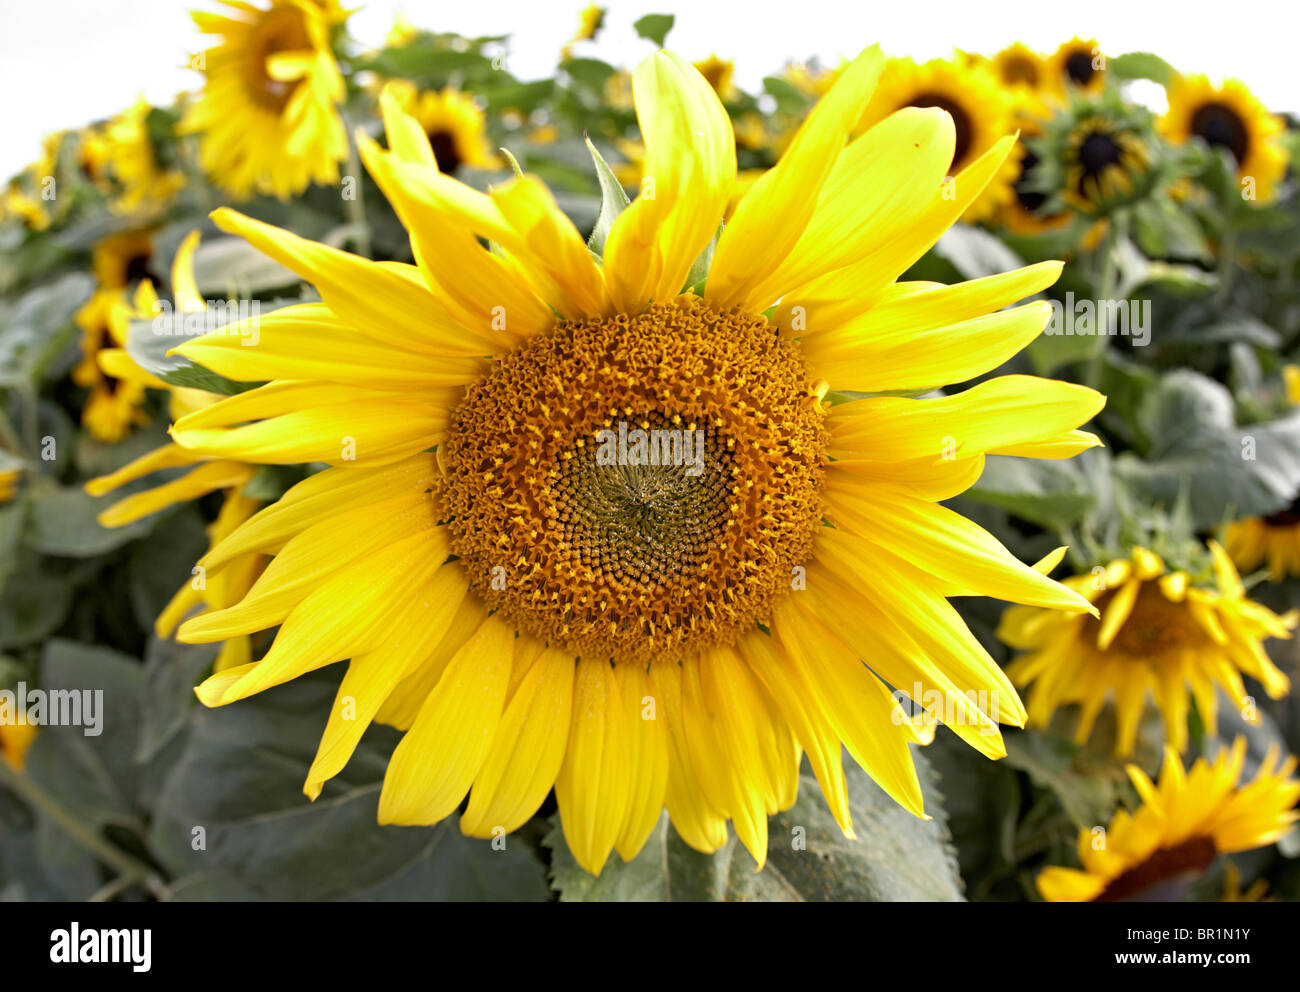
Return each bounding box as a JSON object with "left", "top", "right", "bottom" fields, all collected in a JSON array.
[
  {"left": 341, "top": 107, "right": 371, "bottom": 259},
  {"left": 0, "top": 760, "right": 172, "bottom": 901}
]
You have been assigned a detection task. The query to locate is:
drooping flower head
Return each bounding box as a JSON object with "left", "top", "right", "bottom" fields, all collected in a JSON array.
[
  {"left": 167, "top": 46, "right": 1104, "bottom": 874},
  {"left": 1038, "top": 739, "right": 1299, "bottom": 901},
  {"left": 181, "top": 0, "right": 349, "bottom": 199},
  {"left": 97, "top": 97, "right": 187, "bottom": 215},
  {"left": 1001, "top": 543, "right": 1294, "bottom": 756}
]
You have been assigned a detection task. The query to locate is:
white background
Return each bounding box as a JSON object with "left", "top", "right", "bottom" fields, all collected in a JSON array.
[{"left": 1, "top": 0, "right": 1297, "bottom": 178}]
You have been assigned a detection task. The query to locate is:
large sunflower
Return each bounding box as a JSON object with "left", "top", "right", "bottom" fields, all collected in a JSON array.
[
  {"left": 1038, "top": 739, "right": 1299, "bottom": 901},
  {"left": 855, "top": 56, "right": 1018, "bottom": 222},
  {"left": 165, "top": 47, "right": 1105, "bottom": 875},
  {"left": 1000, "top": 544, "right": 1294, "bottom": 756},
  {"left": 1159, "top": 74, "right": 1288, "bottom": 204},
  {"left": 85, "top": 232, "right": 263, "bottom": 672},
  {"left": 181, "top": 0, "right": 348, "bottom": 199}
]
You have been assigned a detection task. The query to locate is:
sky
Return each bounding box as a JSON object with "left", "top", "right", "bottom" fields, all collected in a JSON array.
[{"left": 1, "top": 0, "right": 1297, "bottom": 178}]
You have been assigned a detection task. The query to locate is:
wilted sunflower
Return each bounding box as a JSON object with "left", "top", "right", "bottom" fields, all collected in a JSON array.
[
  {"left": 1038, "top": 739, "right": 1299, "bottom": 901},
  {"left": 1047, "top": 36, "right": 1105, "bottom": 95},
  {"left": 1001, "top": 543, "right": 1294, "bottom": 756},
  {"left": 856, "top": 56, "right": 1018, "bottom": 222},
  {"left": 167, "top": 47, "right": 1105, "bottom": 875},
  {"left": 84, "top": 231, "right": 263, "bottom": 672},
  {"left": 181, "top": 0, "right": 348, "bottom": 199},
  {"left": 97, "top": 96, "right": 186, "bottom": 214},
  {"left": 385, "top": 81, "right": 495, "bottom": 174},
  {"left": 1159, "top": 74, "right": 1288, "bottom": 203},
  {"left": 0, "top": 720, "right": 37, "bottom": 772},
  {"left": 991, "top": 43, "right": 1047, "bottom": 92}
]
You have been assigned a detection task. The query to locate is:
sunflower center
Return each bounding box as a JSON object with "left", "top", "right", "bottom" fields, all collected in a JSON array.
[
  {"left": 1190, "top": 102, "right": 1250, "bottom": 163},
  {"left": 427, "top": 130, "right": 463, "bottom": 174},
  {"left": 1094, "top": 836, "right": 1217, "bottom": 901},
  {"left": 439, "top": 296, "right": 827, "bottom": 664},
  {"left": 1085, "top": 582, "right": 1207, "bottom": 657},
  {"left": 1078, "top": 131, "right": 1123, "bottom": 177},
  {"left": 1000, "top": 57, "right": 1039, "bottom": 87},
  {"left": 1064, "top": 50, "right": 1097, "bottom": 87},
  {"left": 908, "top": 92, "right": 973, "bottom": 171},
  {"left": 1015, "top": 149, "right": 1048, "bottom": 212},
  {"left": 245, "top": 7, "right": 312, "bottom": 112},
  {"left": 1264, "top": 495, "right": 1300, "bottom": 528}
]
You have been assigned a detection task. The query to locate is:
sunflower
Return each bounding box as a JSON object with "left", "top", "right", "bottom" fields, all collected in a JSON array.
[
  {"left": 1159, "top": 74, "right": 1287, "bottom": 204},
  {"left": 165, "top": 47, "right": 1105, "bottom": 875},
  {"left": 855, "top": 56, "right": 1018, "bottom": 222},
  {"left": 181, "top": 0, "right": 349, "bottom": 199},
  {"left": 1058, "top": 112, "right": 1153, "bottom": 215},
  {"left": 1047, "top": 36, "right": 1106, "bottom": 95},
  {"left": 994, "top": 94, "right": 1069, "bottom": 236},
  {"left": 693, "top": 55, "right": 736, "bottom": 100},
  {"left": 561, "top": 2, "right": 605, "bottom": 60},
  {"left": 1, "top": 185, "right": 50, "bottom": 231},
  {"left": 1219, "top": 860, "right": 1272, "bottom": 901},
  {"left": 991, "top": 43, "right": 1048, "bottom": 92},
  {"left": 1223, "top": 498, "right": 1300, "bottom": 582},
  {"left": 97, "top": 97, "right": 186, "bottom": 214},
  {"left": 1038, "top": 739, "right": 1299, "bottom": 901},
  {"left": 1001, "top": 544, "right": 1294, "bottom": 756},
  {"left": 385, "top": 81, "right": 496, "bottom": 174},
  {"left": 0, "top": 720, "right": 37, "bottom": 772},
  {"left": 85, "top": 231, "right": 263, "bottom": 672},
  {"left": 74, "top": 290, "right": 150, "bottom": 444}
]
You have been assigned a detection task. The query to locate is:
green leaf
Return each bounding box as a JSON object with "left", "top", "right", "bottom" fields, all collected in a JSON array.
[
  {"left": 125, "top": 312, "right": 263, "bottom": 396},
  {"left": 632, "top": 13, "right": 674, "bottom": 47},
  {"left": 585, "top": 137, "right": 631, "bottom": 256},
  {"left": 1117, "top": 370, "right": 1300, "bottom": 528},
  {"left": 147, "top": 671, "right": 551, "bottom": 900},
  {"left": 24, "top": 640, "right": 147, "bottom": 831},
  {"left": 0, "top": 565, "right": 71, "bottom": 648},
  {"left": 0, "top": 271, "right": 94, "bottom": 387},
  {"left": 966, "top": 456, "right": 1095, "bottom": 530},
  {"left": 22, "top": 475, "right": 154, "bottom": 557},
  {"left": 1109, "top": 51, "right": 1176, "bottom": 86},
  {"left": 547, "top": 752, "right": 962, "bottom": 901}
]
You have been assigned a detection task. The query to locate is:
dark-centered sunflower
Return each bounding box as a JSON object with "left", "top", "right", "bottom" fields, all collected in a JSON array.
[
  {"left": 1038, "top": 739, "right": 1299, "bottom": 901},
  {"left": 181, "top": 0, "right": 348, "bottom": 199},
  {"left": 166, "top": 47, "right": 1105, "bottom": 875},
  {"left": 991, "top": 43, "right": 1048, "bottom": 92},
  {"left": 384, "top": 81, "right": 496, "bottom": 175},
  {"left": 1159, "top": 74, "right": 1288, "bottom": 203},
  {"left": 1001, "top": 544, "right": 1294, "bottom": 756},
  {"left": 856, "top": 56, "right": 1018, "bottom": 222},
  {"left": 1047, "top": 36, "right": 1106, "bottom": 96}
]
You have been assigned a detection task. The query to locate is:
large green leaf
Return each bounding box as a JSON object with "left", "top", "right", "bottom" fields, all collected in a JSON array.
[
  {"left": 147, "top": 670, "right": 550, "bottom": 901},
  {"left": 965, "top": 455, "right": 1095, "bottom": 530},
  {"left": 1117, "top": 370, "right": 1300, "bottom": 527},
  {"left": 547, "top": 751, "right": 962, "bottom": 901}
]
